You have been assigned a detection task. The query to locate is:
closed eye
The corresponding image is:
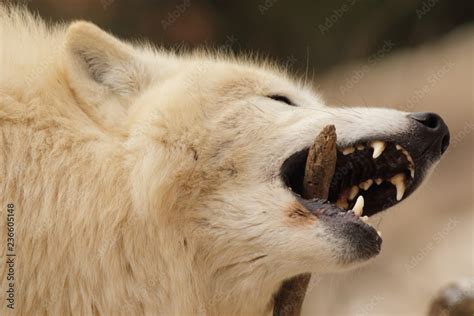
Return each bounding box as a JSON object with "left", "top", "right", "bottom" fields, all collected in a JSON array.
[{"left": 268, "top": 95, "right": 296, "bottom": 106}]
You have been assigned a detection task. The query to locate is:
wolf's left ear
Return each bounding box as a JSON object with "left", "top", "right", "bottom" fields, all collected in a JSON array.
[{"left": 63, "top": 21, "right": 147, "bottom": 102}]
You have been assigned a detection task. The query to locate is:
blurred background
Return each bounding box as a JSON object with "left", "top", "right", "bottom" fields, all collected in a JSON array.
[{"left": 14, "top": 0, "right": 473, "bottom": 315}]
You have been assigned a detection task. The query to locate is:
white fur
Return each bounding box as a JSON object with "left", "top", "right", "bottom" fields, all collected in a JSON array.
[{"left": 0, "top": 6, "right": 414, "bottom": 315}]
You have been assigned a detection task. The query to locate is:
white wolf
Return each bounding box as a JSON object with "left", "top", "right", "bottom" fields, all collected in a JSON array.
[{"left": 0, "top": 6, "right": 449, "bottom": 316}]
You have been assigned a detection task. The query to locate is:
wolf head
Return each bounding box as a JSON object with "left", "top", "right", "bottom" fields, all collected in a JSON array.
[{"left": 63, "top": 21, "right": 449, "bottom": 305}]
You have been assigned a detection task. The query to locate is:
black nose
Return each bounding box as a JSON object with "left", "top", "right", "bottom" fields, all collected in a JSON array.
[{"left": 409, "top": 112, "right": 450, "bottom": 155}]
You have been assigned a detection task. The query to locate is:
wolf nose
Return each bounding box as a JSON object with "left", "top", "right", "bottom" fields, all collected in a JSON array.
[{"left": 409, "top": 112, "right": 450, "bottom": 155}]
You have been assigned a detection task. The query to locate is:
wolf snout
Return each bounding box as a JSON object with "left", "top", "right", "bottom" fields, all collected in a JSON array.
[{"left": 408, "top": 112, "right": 450, "bottom": 157}]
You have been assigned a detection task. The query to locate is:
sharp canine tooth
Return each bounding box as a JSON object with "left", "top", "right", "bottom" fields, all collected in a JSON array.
[
  {"left": 359, "top": 179, "right": 373, "bottom": 191},
  {"left": 353, "top": 195, "right": 364, "bottom": 217},
  {"left": 370, "top": 141, "right": 386, "bottom": 159},
  {"left": 374, "top": 178, "right": 383, "bottom": 185},
  {"left": 377, "top": 230, "right": 382, "bottom": 237},
  {"left": 402, "top": 149, "right": 414, "bottom": 164},
  {"left": 390, "top": 173, "right": 406, "bottom": 201},
  {"left": 349, "top": 186, "right": 359, "bottom": 200},
  {"left": 342, "top": 147, "right": 355, "bottom": 155},
  {"left": 395, "top": 144, "right": 416, "bottom": 178}
]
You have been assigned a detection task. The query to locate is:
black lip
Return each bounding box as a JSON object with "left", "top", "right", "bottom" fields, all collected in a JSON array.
[{"left": 297, "top": 197, "right": 382, "bottom": 261}]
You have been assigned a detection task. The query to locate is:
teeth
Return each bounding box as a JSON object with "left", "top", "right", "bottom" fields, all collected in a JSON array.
[
  {"left": 370, "top": 141, "right": 386, "bottom": 159},
  {"left": 401, "top": 149, "right": 414, "bottom": 164},
  {"left": 396, "top": 144, "right": 416, "bottom": 178},
  {"left": 361, "top": 215, "right": 369, "bottom": 223},
  {"left": 334, "top": 143, "right": 413, "bottom": 212},
  {"left": 409, "top": 166, "right": 415, "bottom": 178},
  {"left": 349, "top": 186, "right": 359, "bottom": 200},
  {"left": 402, "top": 149, "right": 415, "bottom": 178},
  {"left": 352, "top": 195, "right": 364, "bottom": 217},
  {"left": 342, "top": 147, "right": 355, "bottom": 155},
  {"left": 359, "top": 179, "right": 373, "bottom": 191},
  {"left": 390, "top": 173, "right": 406, "bottom": 201},
  {"left": 377, "top": 230, "right": 382, "bottom": 237}
]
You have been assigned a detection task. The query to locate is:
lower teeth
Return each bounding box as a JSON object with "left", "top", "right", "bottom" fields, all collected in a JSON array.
[
  {"left": 390, "top": 173, "right": 406, "bottom": 201},
  {"left": 359, "top": 179, "right": 373, "bottom": 191},
  {"left": 352, "top": 195, "right": 364, "bottom": 216},
  {"left": 338, "top": 172, "right": 408, "bottom": 206},
  {"left": 349, "top": 186, "right": 359, "bottom": 200}
]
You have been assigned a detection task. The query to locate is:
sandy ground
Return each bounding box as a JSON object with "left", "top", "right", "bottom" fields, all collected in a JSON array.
[{"left": 302, "top": 25, "right": 474, "bottom": 316}]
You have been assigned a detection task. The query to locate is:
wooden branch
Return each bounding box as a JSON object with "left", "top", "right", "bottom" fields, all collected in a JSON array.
[
  {"left": 302, "top": 125, "right": 337, "bottom": 200},
  {"left": 273, "top": 125, "right": 337, "bottom": 316}
]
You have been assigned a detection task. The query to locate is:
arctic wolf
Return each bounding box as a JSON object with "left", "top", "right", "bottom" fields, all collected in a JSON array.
[{"left": 0, "top": 6, "right": 449, "bottom": 316}]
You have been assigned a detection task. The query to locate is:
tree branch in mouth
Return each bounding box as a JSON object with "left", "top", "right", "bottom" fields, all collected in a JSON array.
[{"left": 273, "top": 125, "right": 337, "bottom": 316}]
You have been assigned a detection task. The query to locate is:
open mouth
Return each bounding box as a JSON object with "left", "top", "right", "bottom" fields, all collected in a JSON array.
[{"left": 281, "top": 140, "right": 416, "bottom": 217}]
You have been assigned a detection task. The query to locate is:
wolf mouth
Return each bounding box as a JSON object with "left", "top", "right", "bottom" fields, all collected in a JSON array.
[{"left": 281, "top": 140, "right": 417, "bottom": 217}]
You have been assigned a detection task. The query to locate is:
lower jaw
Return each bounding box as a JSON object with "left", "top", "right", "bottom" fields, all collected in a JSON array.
[
  {"left": 282, "top": 141, "right": 422, "bottom": 263},
  {"left": 297, "top": 197, "right": 383, "bottom": 260}
]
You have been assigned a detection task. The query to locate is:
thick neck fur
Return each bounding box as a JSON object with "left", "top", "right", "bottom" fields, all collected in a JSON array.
[
  {"left": 0, "top": 7, "right": 307, "bottom": 315},
  {"left": 0, "top": 81, "right": 281, "bottom": 315}
]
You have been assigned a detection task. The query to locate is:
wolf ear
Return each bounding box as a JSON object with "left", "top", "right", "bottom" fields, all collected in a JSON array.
[{"left": 63, "top": 21, "right": 147, "bottom": 102}]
